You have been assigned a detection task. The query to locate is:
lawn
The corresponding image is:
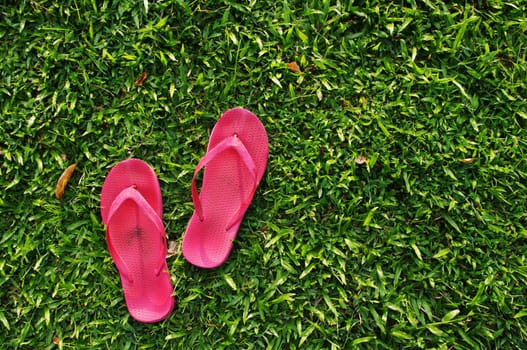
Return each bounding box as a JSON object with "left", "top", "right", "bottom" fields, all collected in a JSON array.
[{"left": 1, "top": 0, "right": 527, "bottom": 348}]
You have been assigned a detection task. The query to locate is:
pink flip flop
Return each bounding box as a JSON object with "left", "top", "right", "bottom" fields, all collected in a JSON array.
[
  {"left": 182, "top": 107, "right": 269, "bottom": 268},
  {"left": 100, "top": 158, "right": 174, "bottom": 323}
]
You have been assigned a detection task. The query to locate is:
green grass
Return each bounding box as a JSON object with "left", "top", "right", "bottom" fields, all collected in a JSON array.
[{"left": 1, "top": 0, "right": 527, "bottom": 348}]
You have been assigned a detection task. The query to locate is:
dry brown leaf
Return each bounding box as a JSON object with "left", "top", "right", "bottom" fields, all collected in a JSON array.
[
  {"left": 166, "top": 240, "right": 179, "bottom": 258},
  {"left": 134, "top": 71, "right": 147, "bottom": 86},
  {"left": 355, "top": 156, "right": 368, "bottom": 165},
  {"left": 287, "top": 61, "right": 301, "bottom": 73},
  {"left": 55, "top": 163, "right": 77, "bottom": 199},
  {"left": 459, "top": 158, "right": 476, "bottom": 164}
]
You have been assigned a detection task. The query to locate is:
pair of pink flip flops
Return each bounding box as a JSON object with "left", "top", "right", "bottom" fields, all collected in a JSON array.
[{"left": 100, "top": 108, "right": 269, "bottom": 322}]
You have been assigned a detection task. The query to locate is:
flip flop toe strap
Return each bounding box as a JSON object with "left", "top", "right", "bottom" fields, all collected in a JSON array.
[
  {"left": 191, "top": 134, "right": 258, "bottom": 231},
  {"left": 106, "top": 186, "right": 167, "bottom": 284}
]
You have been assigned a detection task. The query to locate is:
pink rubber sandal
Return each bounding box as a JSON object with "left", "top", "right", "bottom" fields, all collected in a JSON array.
[
  {"left": 182, "top": 107, "right": 269, "bottom": 268},
  {"left": 100, "top": 159, "right": 174, "bottom": 323}
]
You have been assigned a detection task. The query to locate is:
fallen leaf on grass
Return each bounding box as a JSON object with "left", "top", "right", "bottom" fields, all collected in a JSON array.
[
  {"left": 355, "top": 156, "right": 368, "bottom": 165},
  {"left": 287, "top": 61, "right": 301, "bottom": 73},
  {"left": 166, "top": 240, "right": 179, "bottom": 258},
  {"left": 55, "top": 163, "right": 77, "bottom": 200},
  {"left": 459, "top": 157, "right": 476, "bottom": 164},
  {"left": 134, "top": 71, "right": 147, "bottom": 86}
]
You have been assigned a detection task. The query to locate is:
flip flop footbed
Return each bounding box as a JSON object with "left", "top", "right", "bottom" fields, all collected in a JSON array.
[{"left": 106, "top": 192, "right": 173, "bottom": 323}]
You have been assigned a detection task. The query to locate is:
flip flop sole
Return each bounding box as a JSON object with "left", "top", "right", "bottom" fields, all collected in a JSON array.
[
  {"left": 101, "top": 159, "right": 174, "bottom": 323},
  {"left": 182, "top": 108, "right": 269, "bottom": 268}
]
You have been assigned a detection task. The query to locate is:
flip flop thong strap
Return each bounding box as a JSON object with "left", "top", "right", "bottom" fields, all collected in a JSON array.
[
  {"left": 191, "top": 134, "right": 258, "bottom": 231},
  {"left": 106, "top": 186, "right": 167, "bottom": 284}
]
